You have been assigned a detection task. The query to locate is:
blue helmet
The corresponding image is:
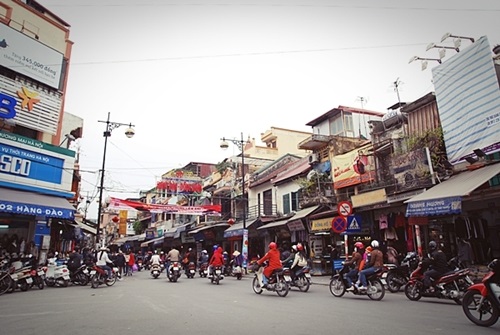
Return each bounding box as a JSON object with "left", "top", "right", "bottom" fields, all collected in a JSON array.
[{"left": 212, "top": 245, "right": 218, "bottom": 250}]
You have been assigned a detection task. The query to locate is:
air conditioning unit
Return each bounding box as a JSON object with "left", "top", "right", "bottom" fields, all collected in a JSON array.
[{"left": 308, "top": 153, "right": 319, "bottom": 164}]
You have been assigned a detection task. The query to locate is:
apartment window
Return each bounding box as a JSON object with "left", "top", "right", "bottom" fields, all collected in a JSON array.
[
  {"left": 329, "top": 114, "right": 343, "bottom": 135},
  {"left": 263, "top": 189, "right": 273, "bottom": 215},
  {"left": 282, "top": 194, "right": 290, "bottom": 214},
  {"left": 291, "top": 191, "right": 299, "bottom": 211}
]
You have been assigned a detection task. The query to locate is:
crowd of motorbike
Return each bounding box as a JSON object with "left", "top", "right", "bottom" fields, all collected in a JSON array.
[{"left": 1, "top": 249, "right": 499, "bottom": 328}]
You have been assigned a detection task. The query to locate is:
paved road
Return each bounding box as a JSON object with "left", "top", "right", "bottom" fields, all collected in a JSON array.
[{"left": 0, "top": 271, "right": 498, "bottom": 335}]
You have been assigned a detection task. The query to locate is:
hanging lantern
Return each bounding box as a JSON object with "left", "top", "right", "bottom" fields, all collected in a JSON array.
[
  {"left": 227, "top": 218, "right": 235, "bottom": 225},
  {"left": 112, "top": 216, "right": 119, "bottom": 223}
]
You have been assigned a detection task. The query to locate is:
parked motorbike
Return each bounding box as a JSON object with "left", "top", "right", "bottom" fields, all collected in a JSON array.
[
  {"left": 70, "top": 264, "right": 90, "bottom": 286},
  {"left": 10, "top": 256, "right": 37, "bottom": 292},
  {"left": 199, "top": 263, "right": 208, "bottom": 278},
  {"left": 89, "top": 264, "right": 118, "bottom": 288},
  {"left": 0, "top": 259, "right": 14, "bottom": 295},
  {"left": 167, "top": 261, "right": 181, "bottom": 282},
  {"left": 209, "top": 265, "right": 224, "bottom": 285},
  {"left": 462, "top": 258, "right": 500, "bottom": 327},
  {"left": 186, "top": 262, "right": 196, "bottom": 279},
  {"left": 404, "top": 258, "right": 474, "bottom": 304},
  {"left": 43, "top": 256, "right": 70, "bottom": 287},
  {"left": 252, "top": 263, "right": 289, "bottom": 297},
  {"left": 329, "top": 263, "right": 386, "bottom": 301},
  {"left": 283, "top": 265, "right": 311, "bottom": 292},
  {"left": 385, "top": 252, "right": 420, "bottom": 293},
  {"left": 30, "top": 266, "right": 45, "bottom": 290},
  {"left": 150, "top": 263, "right": 162, "bottom": 279}
]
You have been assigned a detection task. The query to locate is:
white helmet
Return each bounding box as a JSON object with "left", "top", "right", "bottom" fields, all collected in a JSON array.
[
  {"left": 371, "top": 240, "right": 379, "bottom": 248},
  {"left": 202, "top": 250, "right": 207, "bottom": 254},
  {"left": 291, "top": 245, "right": 297, "bottom": 252}
]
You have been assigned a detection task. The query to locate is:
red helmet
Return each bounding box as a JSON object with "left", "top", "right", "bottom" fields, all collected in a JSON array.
[
  {"left": 296, "top": 243, "right": 304, "bottom": 251},
  {"left": 268, "top": 242, "right": 277, "bottom": 250},
  {"left": 354, "top": 242, "right": 364, "bottom": 249}
]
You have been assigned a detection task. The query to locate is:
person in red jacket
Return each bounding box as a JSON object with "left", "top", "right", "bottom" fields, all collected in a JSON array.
[
  {"left": 257, "top": 242, "right": 281, "bottom": 287},
  {"left": 209, "top": 246, "right": 225, "bottom": 277}
]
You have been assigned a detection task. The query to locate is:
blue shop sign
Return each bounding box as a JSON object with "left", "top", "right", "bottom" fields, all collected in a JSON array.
[
  {"left": 406, "top": 196, "right": 462, "bottom": 216},
  {"left": 0, "top": 200, "right": 74, "bottom": 219}
]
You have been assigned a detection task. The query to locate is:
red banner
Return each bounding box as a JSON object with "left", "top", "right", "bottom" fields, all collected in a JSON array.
[{"left": 108, "top": 197, "right": 221, "bottom": 216}]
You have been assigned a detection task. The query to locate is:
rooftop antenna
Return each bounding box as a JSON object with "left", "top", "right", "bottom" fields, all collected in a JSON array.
[
  {"left": 393, "top": 78, "right": 402, "bottom": 105},
  {"left": 355, "top": 96, "right": 368, "bottom": 139}
]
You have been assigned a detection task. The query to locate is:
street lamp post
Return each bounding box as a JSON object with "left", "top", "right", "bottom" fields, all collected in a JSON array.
[
  {"left": 96, "top": 112, "right": 135, "bottom": 250},
  {"left": 220, "top": 132, "right": 247, "bottom": 271}
]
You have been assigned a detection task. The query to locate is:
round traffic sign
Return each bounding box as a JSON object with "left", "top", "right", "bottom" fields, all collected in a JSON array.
[
  {"left": 338, "top": 201, "right": 353, "bottom": 217},
  {"left": 331, "top": 216, "right": 347, "bottom": 233}
]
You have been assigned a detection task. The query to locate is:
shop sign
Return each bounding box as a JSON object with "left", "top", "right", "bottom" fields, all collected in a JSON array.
[
  {"left": 181, "top": 232, "right": 195, "bottom": 244},
  {"left": 0, "top": 200, "right": 73, "bottom": 219},
  {"left": 311, "top": 217, "right": 334, "bottom": 232},
  {"left": 406, "top": 196, "right": 462, "bottom": 216},
  {"left": 287, "top": 219, "right": 305, "bottom": 232},
  {"left": 145, "top": 228, "right": 156, "bottom": 239},
  {"left": 386, "top": 189, "right": 425, "bottom": 204},
  {"left": 351, "top": 188, "right": 387, "bottom": 208}
]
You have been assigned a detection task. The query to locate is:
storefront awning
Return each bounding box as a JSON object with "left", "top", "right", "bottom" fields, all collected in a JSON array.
[
  {"left": 287, "top": 205, "right": 321, "bottom": 222},
  {"left": 74, "top": 219, "right": 97, "bottom": 234},
  {"left": 189, "top": 222, "right": 230, "bottom": 235},
  {"left": 223, "top": 218, "right": 259, "bottom": 238},
  {"left": 257, "top": 218, "right": 290, "bottom": 230},
  {"left": 0, "top": 187, "right": 75, "bottom": 219},
  {"left": 140, "top": 236, "right": 164, "bottom": 248},
  {"left": 405, "top": 163, "right": 500, "bottom": 216}
]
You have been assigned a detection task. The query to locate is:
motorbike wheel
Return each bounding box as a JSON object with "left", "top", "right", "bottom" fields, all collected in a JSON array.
[
  {"left": 215, "top": 275, "right": 220, "bottom": 285},
  {"left": 386, "top": 272, "right": 403, "bottom": 293},
  {"left": 91, "top": 275, "right": 99, "bottom": 289},
  {"left": 60, "top": 279, "right": 69, "bottom": 287},
  {"left": 35, "top": 277, "right": 44, "bottom": 290},
  {"left": 297, "top": 276, "right": 310, "bottom": 293},
  {"left": 252, "top": 276, "right": 263, "bottom": 294},
  {"left": 45, "top": 278, "right": 56, "bottom": 287},
  {"left": 19, "top": 281, "right": 28, "bottom": 292},
  {"left": 106, "top": 275, "right": 117, "bottom": 286},
  {"left": 276, "top": 278, "right": 289, "bottom": 297},
  {"left": 404, "top": 282, "right": 422, "bottom": 301},
  {"left": 0, "top": 275, "right": 13, "bottom": 295},
  {"left": 329, "top": 277, "right": 346, "bottom": 297},
  {"left": 77, "top": 273, "right": 89, "bottom": 286},
  {"left": 462, "top": 289, "right": 500, "bottom": 327},
  {"left": 367, "top": 279, "right": 385, "bottom": 301},
  {"left": 237, "top": 273, "right": 242, "bottom": 280},
  {"left": 172, "top": 275, "right": 178, "bottom": 283}
]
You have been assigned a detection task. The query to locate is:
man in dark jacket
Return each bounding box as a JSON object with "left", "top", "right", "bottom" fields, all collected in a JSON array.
[{"left": 423, "top": 241, "right": 449, "bottom": 291}]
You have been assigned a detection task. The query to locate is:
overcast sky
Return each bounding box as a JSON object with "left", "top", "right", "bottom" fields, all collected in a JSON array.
[{"left": 39, "top": 0, "right": 500, "bottom": 219}]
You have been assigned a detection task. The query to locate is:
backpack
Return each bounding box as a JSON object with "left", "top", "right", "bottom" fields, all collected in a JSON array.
[{"left": 298, "top": 255, "right": 307, "bottom": 267}]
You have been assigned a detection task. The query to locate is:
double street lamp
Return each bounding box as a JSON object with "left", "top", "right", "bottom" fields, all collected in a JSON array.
[
  {"left": 96, "top": 112, "right": 135, "bottom": 250},
  {"left": 220, "top": 132, "right": 248, "bottom": 270}
]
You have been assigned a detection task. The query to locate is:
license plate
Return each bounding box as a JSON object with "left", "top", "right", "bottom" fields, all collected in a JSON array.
[
  {"left": 381, "top": 278, "right": 387, "bottom": 285},
  {"left": 173, "top": 267, "right": 178, "bottom": 271},
  {"left": 63, "top": 275, "right": 70, "bottom": 280},
  {"left": 284, "top": 275, "right": 292, "bottom": 282},
  {"left": 26, "top": 277, "right": 33, "bottom": 284},
  {"left": 38, "top": 270, "right": 44, "bottom": 276},
  {"left": 83, "top": 269, "right": 88, "bottom": 274},
  {"left": 190, "top": 270, "right": 195, "bottom": 273},
  {"left": 113, "top": 267, "right": 118, "bottom": 272},
  {"left": 153, "top": 271, "right": 159, "bottom": 275},
  {"left": 305, "top": 273, "right": 311, "bottom": 278},
  {"left": 90, "top": 270, "right": 96, "bottom": 275},
  {"left": 216, "top": 270, "right": 221, "bottom": 274}
]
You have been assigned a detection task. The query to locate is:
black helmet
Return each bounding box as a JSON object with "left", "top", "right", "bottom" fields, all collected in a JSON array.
[{"left": 428, "top": 241, "right": 437, "bottom": 251}]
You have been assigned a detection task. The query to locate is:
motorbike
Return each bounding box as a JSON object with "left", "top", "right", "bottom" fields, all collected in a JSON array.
[
  {"left": 30, "top": 266, "right": 45, "bottom": 290},
  {"left": 0, "top": 259, "right": 14, "bottom": 295},
  {"left": 232, "top": 264, "right": 243, "bottom": 280},
  {"left": 462, "top": 258, "right": 500, "bottom": 327},
  {"left": 9, "top": 258, "right": 34, "bottom": 292},
  {"left": 186, "top": 262, "right": 196, "bottom": 279},
  {"left": 283, "top": 265, "right": 311, "bottom": 292},
  {"left": 167, "top": 261, "right": 181, "bottom": 282},
  {"left": 43, "top": 256, "right": 70, "bottom": 287},
  {"left": 89, "top": 264, "right": 118, "bottom": 288},
  {"left": 137, "top": 259, "right": 144, "bottom": 271},
  {"left": 404, "top": 258, "right": 474, "bottom": 304},
  {"left": 70, "top": 264, "right": 90, "bottom": 286},
  {"left": 199, "top": 263, "right": 208, "bottom": 278},
  {"left": 252, "top": 263, "right": 289, "bottom": 297},
  {"left": 209, "top": 265, "right": 224, "bottom": 285},
  {"left": 385, "top": 252, "right": 420, "bottom": 293},
  {"left": 329, "top": 263, "right": 386, "bottom": 301},
  {"left": 150, "top": 263, "right": 162, "bottom": 279}
]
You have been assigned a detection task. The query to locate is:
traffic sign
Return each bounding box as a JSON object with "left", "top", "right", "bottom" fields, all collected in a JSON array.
[
  {"left": 331, "top": 216, "right": 347, "bottom": 233},
  {"left": 346, "top": 215, "right": 362, "bottom": 232},
  {"left": 338, "top": 201, "right": 353, "bottom": 217}
]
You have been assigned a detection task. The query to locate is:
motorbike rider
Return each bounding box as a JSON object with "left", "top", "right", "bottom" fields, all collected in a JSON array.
[
  {"left": 423, "top": 241, "right": 449, "bottom": 292},
  {"left": 96, "top": 247, "right": 113, "bottom": 279},
  {"left": 290, "top": 243, "right": 308, "bottom": 279},
  {"left": 67, "top": 247, "right": 83, "bottom": 274},
  {"left": 150, "top": 250, "right": 161, "bottom": 266},
  {"left": 166, "top": 247, "right": 181, "bottom": 276},
  {"left": 281, "top": 245, "right": 297, "bottom": 268},
  {"left": 357, "top": 240, "right": 384, "bottom": 291},
  {"left": 209, "top": 246, "right": 225, "bottom": 277},
  {"left": 199, "top": 249, "right": 209, "bottom": 265},
  {"left": 256, "top": 242, "right": 282, "bottom": 288},
  {"left": 344, "top": 241, "right": 364, "bottom": 291}
]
